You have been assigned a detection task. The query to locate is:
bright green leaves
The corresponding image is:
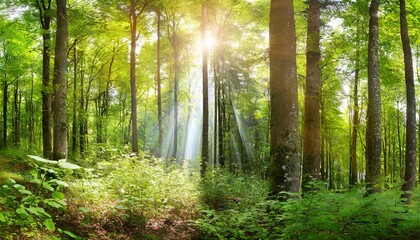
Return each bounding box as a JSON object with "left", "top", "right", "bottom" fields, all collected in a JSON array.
[{"left": 43, "top": 218, "right": 55, "bottom": 231}]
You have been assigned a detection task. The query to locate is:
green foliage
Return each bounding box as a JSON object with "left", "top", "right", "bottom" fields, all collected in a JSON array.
[
  {"left": 66, "top": 151, "right": 199, "bottom": 237},
  {"left": 196, "top": 177, "right": 420, "bottom": 240},
  {"left": 0, "top": 155, "right": 81, "bottom": 239},
  {"left": 200, "top": 169, "right": 268, "bottom": 210}
]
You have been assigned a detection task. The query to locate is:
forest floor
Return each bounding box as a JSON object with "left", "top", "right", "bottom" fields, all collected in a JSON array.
[{"left": 0, "top": 155, "right": 201, "bottom": 240}]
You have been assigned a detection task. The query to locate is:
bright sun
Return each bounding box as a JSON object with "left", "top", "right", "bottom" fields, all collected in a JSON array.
[{"left": 203, "top": 34, "right": 216, "bottom": 49}]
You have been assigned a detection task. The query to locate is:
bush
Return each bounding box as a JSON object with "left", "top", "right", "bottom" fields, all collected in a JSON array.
[{"left": 196, "top": 178, "right": 420, "bottom": 240}]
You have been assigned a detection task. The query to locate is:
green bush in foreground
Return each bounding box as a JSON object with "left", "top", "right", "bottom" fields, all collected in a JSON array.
[{"left": 196, "top": 173, "right": 420, "bottom": 240}]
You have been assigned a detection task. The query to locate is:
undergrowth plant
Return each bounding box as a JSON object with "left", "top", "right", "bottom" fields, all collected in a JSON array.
[
  {"left": 0, "top": 155, "right": 82, "bottom": 240},
  {"left": 66, "top": 151, "right": 200, "bottom": 238},
  {"left": 196, "top": 174, "right": 420, "bottom": 240}
]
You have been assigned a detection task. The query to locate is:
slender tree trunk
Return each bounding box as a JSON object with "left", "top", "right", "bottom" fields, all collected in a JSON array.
[
  {"left": 302, "top": 0, "right": 321, "bottom": 191},
  {"left": 3, "top": 80, "right": 8, "bottom": 149},
  {"left": 130, "top": 0, "right": 139, "bottom": 154},
  {"left": 214, "top": 56, "right": 218, "bottom": 165},
  {"left": 36, "top": 0, "right": 53, "bottom": 159},
  {"left": 72, "top": 40, "right": 77, "bottom": 154},
  {"left": 350, "top": 49, "right": 360, "bottom": 186},
  {"left": 201, "top": 1, "right": 209, "bottom": 177},
  {"left": 218, "top": 77, "right": 224, "bottom": 167},
  {"left": 269, "top": 0, "right": 301, "bottom": 195},
  {"left": 366, "top": 0, "right": 381, "bottom": 194},
  {"left": 397, "top": 104, "right": 403, "bottom": 178},
  {"left": 79, "top": 58, "right": 85, "bottom": 153},
  {"left": 29, "top": 70, "right": 34, "bottom": 145},
  {"left": 157, "top": 10, "right": 163, "bottom": 157},
  {"left": 12, "top": 81, "right": 20, "bottom": 146},
  {"left": 400, "top": 0, "right": 416, "bottom": 204},
  {"left": 52, "top": 0, "right": 68, "bottom": 160},
  {"left": 173, "top": 33, "right": 179, "bottom": 160}
]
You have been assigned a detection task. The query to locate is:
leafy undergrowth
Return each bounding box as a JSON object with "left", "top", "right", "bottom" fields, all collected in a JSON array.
[
  {"left": 59, "top": 151, "right": 201, "bottom": 239},
  {"left": 196, "top": 175, "right": 420, "bottom": 240},
  {"left": 0, "top": 149, "right": 201, "bottom": 239}
]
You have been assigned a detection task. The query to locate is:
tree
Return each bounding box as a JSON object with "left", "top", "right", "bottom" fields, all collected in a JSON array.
[
  {"left": 35, "top": 0, "right": 53, "bottom": 159},
  {"left": 400, "top": 0, "right": 416, "bottom": 204},
  {"left": 156, "top": 9, "right": 163, "bottom": 157},
  {"left": 269, "top": 0, "right": 300, "bottom": 195},
  {"left": 302, "top": 0, "right": 321, "bottom": 191},
  {"left": 366, "top": 0, "right": 381, "bottom": 194},
  {"left": 201, "top": 0, "right": 209, "bottom": 177},
  {"left": 112, "top": 0, "right": 151, "bottom": 154},
  {"left": 52, "top": 0, "right": 68, "bottom": 160}
]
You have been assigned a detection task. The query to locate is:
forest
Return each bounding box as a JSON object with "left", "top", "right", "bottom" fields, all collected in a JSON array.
[{"left": 0, "top": 0, "right": 420, "bottom": 239}]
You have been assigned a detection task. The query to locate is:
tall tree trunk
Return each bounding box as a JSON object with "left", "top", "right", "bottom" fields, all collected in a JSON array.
[
  {"left": 269, "top": 0, "right": 301, "bottom": 196},
  {"left": 157, "top": 10, "right": 163, "bottom": 157},
  {"left": 72, "top": 40, "right": 77, "bottom": 154},
  {"left": 400, "top": 0, "right": 416, "bottom": 204},
  {"left": 79, "top": 58, "right": 85, "bottom": 153},
  {"left": 366, "top": 0, "right": 381, "bottom": 194},
  {"left": 52, "top": 0, "right": 68, "bottom": 160},
  {"left": 130, "top": 0, "right": 139, "bottom": 154},
  {"left": 28, "top": 70, "right": 35, "bottom": 145},
  {"left": 350, "top": 48, "right": 360, "bottom": 186},
  {"left": 397, "top": 104, "right": 403, "bottom": 178},
  {"left": 2, "top": 79, "right": 7, "bottom": 149},
  {"left": 302, "top": 0, "right": 321, "bottom": 191},
  {"left": 36, "top": 0, "right": 53, "bottom": 159},
  {"left": 173, "top": 33, "right": 179, "bottom": 160},
  {"left": 12, "top": 81, "right": 20, "bottom": 146},
  {"left": 201, "top": 1, "right": 209, "bottom": 177}
]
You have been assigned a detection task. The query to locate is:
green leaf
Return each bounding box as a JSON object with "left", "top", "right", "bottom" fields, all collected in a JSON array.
[
  {"left": 47, "top": 201, "right": 63, "bottom": 209},
  {"left": 51, "top": 180, "right": 69, "bottom": 187},
  {"left": 57, "top": 161, "right": 81, "bottom": 170},
  {"left": 16, "top": 206, "right": 28, "bottom": 218},
  {"left": 42, "top": 183, "right": 55, "bottom": 192},
  {"left": 18, "top": 189, "right": 33, "bottom": 195},
  {"left": 27, "top": 207, "right": 51, "bottom": 218},
  {"left": 0, "top": 213, "right": 6, "bottom": 222},
  {"left": 13, "top": 184, "right": 25, "bottom": 190},
  {"left": 61, "top": 230, "right": 83, "bottom": 240},
  {"left": 44, "top": 218, "right": 55, "bottom": 231},
  {"left": 28, "top": 155, "right": 58, "bottom": 164},
  {"left": 52, "top": 191, "right": 65, "bottom": 200}
]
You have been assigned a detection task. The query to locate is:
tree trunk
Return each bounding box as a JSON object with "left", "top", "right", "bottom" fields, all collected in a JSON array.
[
  {"left": 400, "top": 0, "right": 416, "bottom": 204},
  {"left": 157, "top": 10, "right": 163, "bottom": 157},
  {"left": 201, "top": 1, "right": 209, "bottom": 177},
  {"left": 2, "top": 80, "right": 7, "bottom": 149},
  {"left": 52, "top": 0, "right": 68, "bottom": 160},
  {"left": 173, "top": 33, "right": 179, "bottom": 160},
  {"left": 366, "top": 0, "right": 381, "bottom": 194},
  {"left": 72, "top": 40, "right": 77, "bottom": 154},
  {"left": 302, "top": 0, "right": 321, "bottom": 191},
  {"left": 350, "top": 48, "right": 360, "bottom": 186},
  {"left": 269, "top": 0, "right": 301, "bottom": 196},
  {"left": 130, "top": 0, "right": 139, "bottom": 154},
  {"left": 79, "top": 57, "right": 86, "bottom": 153},
  {"left": 36, "top": 0, "right": 53, "bottom": 159}
]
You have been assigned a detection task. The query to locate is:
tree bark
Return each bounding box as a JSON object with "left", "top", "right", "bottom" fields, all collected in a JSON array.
[
  {"left": 366, "top": 0, "right": 381, "bottom": 194},
  {"left": 269, "top": 0, "right": 301, "bottom": 196},
  {"left": 302, "top": 0, "right": 321, "bottom": 191},
  {"left": 400, "top": 0, "right": 416, "bottom": 204},
  {"left": 36, "top": 0, "right": 53, "bottom": 159},
  {"left": 72, "top": 40, "right": 77, "bottom": 154},
  {"left": 52, "top": 0, "right": 68, "bottom": 160},
  {"left": 130, "top": 0, "right": 139, "bottom": 154},
  {"left": 157, "top": 10, "right": 163, "bottom": 157},
  {"left": 350, "top": 47, "right": 360, "bottom": 186},
  {"left": 201, "top": 1, "right": 209, "bottom": 177}
]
